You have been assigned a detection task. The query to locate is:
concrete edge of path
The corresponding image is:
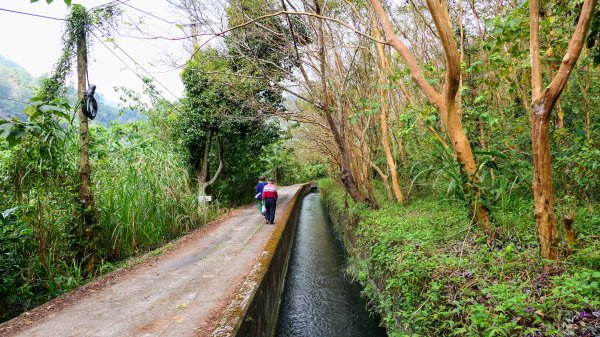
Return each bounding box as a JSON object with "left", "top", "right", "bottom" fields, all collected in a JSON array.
[
  {"left": 211, "top": 183, "right": 309, "bottom": 337},
  {"left": 0, "top": 206, "right": 244, "bottom": 337}
]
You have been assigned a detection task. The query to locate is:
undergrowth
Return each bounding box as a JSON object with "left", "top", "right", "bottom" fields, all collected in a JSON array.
[
  {"left": 319, "top": 178, "right": 600, "bottom": 337},
  {"left": 0, "top": 120, "right": 214, "bottom": 322}
]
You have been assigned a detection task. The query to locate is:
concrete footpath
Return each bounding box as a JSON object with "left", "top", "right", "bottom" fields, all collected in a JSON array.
[{"left": 0, "top": 185, "right": 303, "bottom": 337}]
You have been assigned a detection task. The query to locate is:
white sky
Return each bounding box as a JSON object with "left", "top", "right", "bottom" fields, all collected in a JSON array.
[{"left": 0, "top": 0, "right": 196, "bottom": 103}]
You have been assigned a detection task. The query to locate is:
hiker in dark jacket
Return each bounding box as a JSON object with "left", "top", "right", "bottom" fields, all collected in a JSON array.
[
  {"left": 255, "top": 176, "right": 267, "bottom": 214},
  {"left": 261, "top": 178, "right": 278, "bottom": 224}
]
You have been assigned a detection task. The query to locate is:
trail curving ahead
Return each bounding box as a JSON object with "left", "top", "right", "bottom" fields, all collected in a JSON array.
[{"left": 0, "top": 185, "right": 302, "bottom": 337}]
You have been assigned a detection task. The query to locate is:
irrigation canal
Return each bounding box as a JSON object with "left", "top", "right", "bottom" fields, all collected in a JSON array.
[
  {"left": 275, "top": 192, "right": 386, "bottom": 337},
  {"left": 0, "top": 185, "right": 386, "bottom": 337}
]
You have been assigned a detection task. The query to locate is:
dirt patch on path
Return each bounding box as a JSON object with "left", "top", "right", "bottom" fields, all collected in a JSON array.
[{"left": 0, "top": 185, "right": 301, "bottom": 337}]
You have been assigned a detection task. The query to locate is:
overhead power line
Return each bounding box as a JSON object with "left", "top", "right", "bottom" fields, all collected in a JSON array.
[
  {"left": 88, "top": 27, "right": 177, "bottom": 107},
  {"left": 115, "top": 0, "right": 180, "bottom": 25},
  {"left": 0, "top": 97, "right": 30, "bottom": 105},
  {"left": 91, "top": 25, "right": 180, "bottom": 100},
  {"left": 0, "top": 7, "right": 65, "bottom": 21}
]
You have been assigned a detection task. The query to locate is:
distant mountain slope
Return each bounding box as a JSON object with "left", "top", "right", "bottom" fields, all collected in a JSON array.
[
  {"left": 0, "top": 55, "right": 35, "bottom": 119},
  {"left": 0, "top": 54, "right": 143, "bottom": 126}
]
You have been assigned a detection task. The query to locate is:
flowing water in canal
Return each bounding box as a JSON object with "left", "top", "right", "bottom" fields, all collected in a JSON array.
[{"left": 275, "top": 192, "right": 387, "bottom": 337}]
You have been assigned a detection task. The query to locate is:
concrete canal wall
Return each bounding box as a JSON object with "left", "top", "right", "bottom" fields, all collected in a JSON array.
[{"left": 212, "top": 184, "right": 309, "bottom": 337}]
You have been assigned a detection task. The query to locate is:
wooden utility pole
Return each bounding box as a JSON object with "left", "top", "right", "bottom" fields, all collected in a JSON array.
[
  {"left": 76, "top": 17, "right": 96, "bottom": 273},
  {"left": 191, "top": 20, "right": 199, "bottom": 52}
]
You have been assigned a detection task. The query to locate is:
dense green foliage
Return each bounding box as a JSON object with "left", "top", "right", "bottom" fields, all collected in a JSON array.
[
  {"left": 320, "top": 179, "right": 599, "bottom": 337},
  {"left": 0, "top": 2, "right": 311, "bottom": 322},
  {"left": 1, "top": 0, "right": 598, "bottom": 332},
  {"left": 0, "top": 102, "right": 203, "bottom": 321},
  {"left": 178, "top": 49, "right": 281, "bottom": 203},
  {"left": 378, "top": 0, "right": 600, "bottom": 211}
]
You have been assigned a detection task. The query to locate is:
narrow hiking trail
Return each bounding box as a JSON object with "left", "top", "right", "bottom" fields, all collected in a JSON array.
[{"left": 0, "top": 185, "right": 302, "bottom": 337}]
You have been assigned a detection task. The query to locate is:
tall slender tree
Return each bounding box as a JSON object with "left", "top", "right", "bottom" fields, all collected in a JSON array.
[
  {"left": 369, "top": 0, "right": 492, "bottom": 233},
  {"left": 528, "top": 0, "right": 597, "bottom": 259}
]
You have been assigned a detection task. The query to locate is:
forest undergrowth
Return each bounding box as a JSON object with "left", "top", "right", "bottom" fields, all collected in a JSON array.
[
  {"left": 320, "top": 178, "right": 599, "bottom": 337},
  {"left": 0, "top": 114, "right": 216, "bottom": 321}
]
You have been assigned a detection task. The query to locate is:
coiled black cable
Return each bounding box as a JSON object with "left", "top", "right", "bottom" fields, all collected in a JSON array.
[{"left": 82, "top": 84, "right": 98, "bottom": 120}]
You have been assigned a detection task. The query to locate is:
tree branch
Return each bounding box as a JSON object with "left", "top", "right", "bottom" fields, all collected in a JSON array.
[
  {"left": 368, "top": 0, "right": 443, "bottom": 109},
  {"left": 542, "top": 0, "right": 598, "bottom": 114}
]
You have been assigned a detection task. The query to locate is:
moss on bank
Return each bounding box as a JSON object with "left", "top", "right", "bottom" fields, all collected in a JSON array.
[{"left": 319, "top": 179, "right": 599, "bottom": 337}]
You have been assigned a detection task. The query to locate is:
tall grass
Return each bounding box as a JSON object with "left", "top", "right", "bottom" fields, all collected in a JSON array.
[
  {"left": 93, "top": 123, "right": 202, "bottom": 260},
  {"left": 0, "top": 118, "right": 216, "bottom": 322}
]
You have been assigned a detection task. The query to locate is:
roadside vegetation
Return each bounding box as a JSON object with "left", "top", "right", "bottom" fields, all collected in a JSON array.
[
  {"left": 0, "top": 3, "right": 313, "bottom": 322},
  {"left": 320, "top": 178, "right": 599, "bottom": 337},
  {"left": 0, "top": 0, "right": 598, "bottom": 334}
]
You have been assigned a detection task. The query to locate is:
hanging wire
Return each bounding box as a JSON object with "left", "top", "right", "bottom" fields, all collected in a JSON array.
[
  {"left": 91, "top": 25, "right": 180, "bottom": 100},
  {"left": 114, "top": 0, "right": 181, "bottom": 25},
  {"left": 0, "top": 7, "right": 65, "bottom": 21},
  {"left": 88, "top": 28, "right": 176, "bottom": 107}
]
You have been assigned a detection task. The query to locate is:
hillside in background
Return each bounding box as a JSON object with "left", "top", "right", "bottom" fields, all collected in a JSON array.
[{"left": 0, "top": 54, "right": 143, "bottom": 126}]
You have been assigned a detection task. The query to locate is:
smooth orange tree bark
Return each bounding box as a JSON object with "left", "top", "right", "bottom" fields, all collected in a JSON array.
[
  {"left": 372, "top": 17, "right": 404, "bottom": 204},
  {"left": 528, "top": 0, "right": 597, "bottom": 259},
  {"left": 369, "top": 0, "right": 491, "bottom": 233}
]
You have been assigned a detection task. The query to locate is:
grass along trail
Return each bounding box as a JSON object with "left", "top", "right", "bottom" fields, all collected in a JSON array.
[{"left": 0, "top": 185, "right": 302, "bottom": 337}]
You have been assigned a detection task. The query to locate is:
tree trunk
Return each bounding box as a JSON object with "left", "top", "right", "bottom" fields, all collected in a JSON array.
[
  {"left": 556, "top": 100, "right": 565, "bottom": 129},
  {"left": 359, "top": 126, "right": 378, "bottom": 203},
  {"left": 197, "top": 130, "right": 223, "bottom": 197},
  {"left": 582, "top": 62, "right": 592, "bottom": 142},
  {"left": 77, "top": 21, "right": 96, "bottom": 274},
  {"left": 444, "top": 102, "right": 492, "bottom": 233},
  {"left": 369, "top": 0, "right": 491, "bottom": 232},
  {"left": 315, "top": 0, "right": 367, "bottom": 205},
  {"left": 478, "top": 117, "right": 487, "bottom": 149},
  {"left": 531, "top": 108, "right": 558, "bottom": 259},
  {"left": 198, "top": 128, "right": 213, "bottom": 191},
  {"left": 380, "top": 88, "right": 404, "bottom": 203},
  {"left": 528, "top": 0, "right": 596, "bottom": 259},
  {"left": 372, "top": 17, "right": 403, "bottom": 204},
  {"left": 371, "top": 160, "right": 393, "bottom": 201},
  {"left": 564, "top": 215, "right": 575, "bottom": 253}
]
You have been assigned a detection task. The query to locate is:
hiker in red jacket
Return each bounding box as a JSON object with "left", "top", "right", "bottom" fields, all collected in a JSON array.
[{"left": 261, "top": 178, "right": 278, "bottom": 224}]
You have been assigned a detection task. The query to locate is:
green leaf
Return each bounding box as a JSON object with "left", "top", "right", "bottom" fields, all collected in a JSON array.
[
  {"left": 39, "top": 105, "right": 69, "bottom": 119},
  {"left": 24, "top": 105, "right": 38, "bottom": 118},
  {"left": 0, "top": 123, "right": 26, "bottom": 147},
  {"left": 64, "top": 0, "right": 72, "bottom": 5},
  {"left": 39, "top": 105, "right": 64, "bottom": 113}
]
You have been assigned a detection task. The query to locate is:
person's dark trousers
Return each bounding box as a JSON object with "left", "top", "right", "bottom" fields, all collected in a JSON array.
[{"left": 264, "top": 197, "right": 277, "bottom": 224}]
